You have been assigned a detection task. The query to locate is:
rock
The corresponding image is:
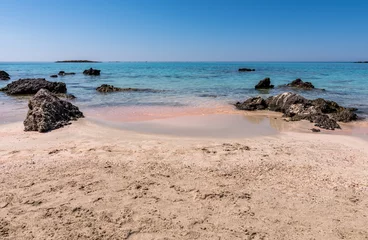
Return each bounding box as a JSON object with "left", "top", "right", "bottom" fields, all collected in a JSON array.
[
  {"left": 50, "top": 75, "right": 58, "bottom": 78},
  {"left": 255, "top": 78, "right": 274, "bottom": 89},
  {"left": 235, "top": 97, "right": 267, "bottom": 111},
  {"left": 266, "top": 92, "right": 309, "bottom": 112},
  {"left": 286, "top": 79, "right": 315, "bottom": 89},
  {"left": 96, "top": 84, "right": 161, "bottom": 93},
  {"left": 24, "top": 89, "right": 84, "bottom": 132},
  {"left": 0, "top": 71, "right": 10, "bottom": 80},
  {"left": 310, "top": 128, "right": 321, "bottom": 132},
  {"left": 331, "top": 109, "right": 358, "bottom": 122},
  {"left": 83, "top": 68, "right": 101, "bottom": 76},
  {"left": 235, "top": 92, "right": 359, "bottom": 130},
  {"left": 238, "top": 68, "right": 255, "bottom": 72},
  {"left": 58, "top": 71, "right": 75, "bottom": 76},
  {"left": 56, "top": 93, "right": 77, "bottom": 100},
  {"left": 312, "top": 114, "right": 340, "bottom": 130},
  {"left": 0, "top": 78, "right": 67, "bottom": 95},
  {"left": 198, "top": 94, "right": 217, "bottom": 98}
]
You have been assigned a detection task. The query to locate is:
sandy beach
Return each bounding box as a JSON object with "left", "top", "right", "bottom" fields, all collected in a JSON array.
[{"left": 1, "top": 115, "right": 368, "bottom": 240}]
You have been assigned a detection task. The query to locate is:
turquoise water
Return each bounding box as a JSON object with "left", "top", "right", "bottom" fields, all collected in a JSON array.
[{"left": 1, "top": 62, "right": 368, "bottom": 122}]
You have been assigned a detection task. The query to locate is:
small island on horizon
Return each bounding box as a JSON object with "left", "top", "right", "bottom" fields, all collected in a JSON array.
[
  {"left": 55, "top": 60, "right": 101, "bottom": 63},
  {"left": 354, "top": 61, "right": 368, "bottom": 63}
]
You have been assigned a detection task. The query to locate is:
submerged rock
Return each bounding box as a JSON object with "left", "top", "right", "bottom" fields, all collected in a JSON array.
[
  {"left": 0, "top": 70, "right": 10, "bottom": 80},
  {"left": 286, "top": 78, "right": 315, "bottom": 89},
  {"left": 238, "top": 68, "right": 255, "bottom": 72},
  {"left": 96, "top": 84, "right": 162, "bottom": 93},
  {"left": 58, "top": 71, "right": 76, "bottom": 76},
  {"left": 83, "top": 68, "right": 101, "bottom": 76},
  {"left": 255, "top": 78, "right": 274, "bottom": 89},
  {"left": 50, "top": 75, "right": 58, "bottom": 78},
  {"left": 0, "top": 78, "right": 67, "bottom": 95},
  {"left": 235, "top": 92, "right": 358, "bottom": 130},
  {"left": 235, "top": 97, "right": 268, "bottom": 111},
  {"left": 24, "top": 89, "right": 84, "bottom": 132}
]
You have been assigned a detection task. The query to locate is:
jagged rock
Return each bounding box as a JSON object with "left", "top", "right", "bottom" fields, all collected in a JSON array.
[
  {"left": 266, "top": 92, "right": 309, "bottom": 112},
  {"left": 235, "top": 92, "right": 359, "bottom": 130},
  {"left": 255, "top": 78, "right": 274, "bottom": 89},
  {"left": 24, "top": 89, "right": 83, "bottom": 132},
  {"left": 0, "top": 78, "right": 66, "bottom": 95},
  {"left": 0, "top": 71, "right": 10, "bottom": 80},
  {"left": 286, "top": 79, "right": 315, "bottom": 89},
  {"left": 238, "top": 68, "right": 255, "bottom": 72},
  {"left": 50, "top": 75, "right": 58, "bottom": 78},
  {"left": 96, "top": 84, "right": 161, "bottom": 93},
  {"left": 83, "top": 68, "right": 101, "bottom": 76},
  {"left": 311, "top": 128, "right": 321, "bottom": 132},
  {"left": 58, "top": 71, "right": 75, "bottom": 76},
  {"left": 331, "top": 109, "right": 358, "bottom": 122},
  {"left": 235, "top": 97, "right": 267, "bottom": 111}
]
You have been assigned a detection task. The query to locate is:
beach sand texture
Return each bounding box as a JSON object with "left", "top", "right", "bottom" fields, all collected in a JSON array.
[{"left": 1, "top": 119, "right": 368, "bottom": 240}]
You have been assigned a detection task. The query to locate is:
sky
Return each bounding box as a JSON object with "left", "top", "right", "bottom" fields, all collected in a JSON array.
[{"left": 1, "top": 0, "right": 368, "bottom": 62}]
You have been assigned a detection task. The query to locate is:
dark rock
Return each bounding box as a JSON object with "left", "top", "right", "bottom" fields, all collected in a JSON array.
[
  {"left": 266, "top": 92, "right": 309, "bottom": 112},
  {"left": 50, "top": 75, "right": 58, "bottom": 78},
  {"left": 255, "top": 78, "right": 274, "bottom": 89},
  {"left": 310, "top": 128, "right": 321, "bottom": 132},
  {"left": 198, "top": 94, "right": 217, "bottom": 98},
  {"left": 331, "top": 109, "right": 358, "bottom": 122},
  {"left": 286, "top": 79, "right": 315, "bottom": 89},
  {"left": 83, "top": 68, "right": 101, "bottom": 76},
  {"left": 235, "top": 97, "right": 267, "bottom": 111},
  {"left": 0, "top": 78, "right": 66, "bottom": 95},
  {"left": 58, "top": 71, "right": 75, "bottom": 76},
  {"left": 24, "top": 89, "right": 84, "bottom": 132},
  {"left": 0, "top": 71, "right": 10, "bottom": 80},
  {"left": 238, "top": 68, "right": 255, "bottom": 72},
  {"left": 96, "top": 84, "right": 161, "bottom": 93},
  {"left": 312, "top": 114, "right": 340, "bottom": 130},
  {"left": 235, "top": 92, "right": 359, "bottom": 130}
]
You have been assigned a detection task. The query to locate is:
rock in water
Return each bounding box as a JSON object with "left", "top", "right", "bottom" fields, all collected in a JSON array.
[
  {"left": 50, "top": 75, "right": 58, "bottom": 78},
  {"left": 0, "top": 78, "right": 66, "bottom": 95},
  {"left": 238, "top": 68, "right": 255, "bottom": 72},
  {"left": 58, "top": 71, "right": 75, "bottom": 76},
  {"left": 96, "top": 84, "right": 162, "bottom": 93},
  {"left": 286, "top": 78, "right": 315, "bottom": 89},
  {"left": 0, "top": 70, "right": 10, "bottom": 80},
  {"left": 255, "top": 78, "right": 274, "bottom": 89},
  {"left": 24, "top": 89, "right": 84, "bottom": 132},
  {"left": 83, "top": 68, "right": 101, "bottom": 76},
  {"left": 235, "top": 97, "right": 268, "bottom": 110}
]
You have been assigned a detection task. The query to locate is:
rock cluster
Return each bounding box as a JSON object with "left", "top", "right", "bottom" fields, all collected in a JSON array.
[
  {"left": 235, "top": 92, "right": 358, "bottom": 130},
  {"left": 255, "top": 78, "right": 274, "bottom": 89},
  {"left": 24, "top": 89, "right": 84, "bottom": 132},
  {"left": 0, "top": 78, "right": 67, "bottom": 95},
  {"left": 0, "top": 70, "right": 10, "bottom": 80},
  {"left": 83, "top": 68, "right": 101, "bottom": 76}
]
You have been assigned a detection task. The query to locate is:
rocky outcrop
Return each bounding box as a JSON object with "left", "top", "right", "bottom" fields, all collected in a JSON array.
[
  {"left": 286, "top": 79, "right": 315, "bottom": 89},
  {"left": 83, "top": 68, "right": 101, "bottom": 76},
  {"left": 24, "top": 89, "right": 83, "bottom": 132},
  {"left": 96, "top": 84, "right": 161, "bottom": 93},
  {"left": 0, "top": 78, "right": 67, "bottom": 95},
  {"left": 235, "top": 97, "right": 268, "bottom": 111},
  {"left": 255, "top": 78, "right": 274, "bottom": 89},
  {"left": 238, "top": 68, "right": 255, "bottom": 72},
  {"left": 234, "top": 92, "right": 358, "bottom": 130},
  {"left": 58, "top": 71, "right": 75, "bottom": 76},
  {"left": 0, "top": 71, "right": 10, "bottom": 80}
]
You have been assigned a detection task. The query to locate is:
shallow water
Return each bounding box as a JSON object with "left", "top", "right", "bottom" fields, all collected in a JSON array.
[{"left": 1, "top": 62, "right": 368, "bottom": 123}]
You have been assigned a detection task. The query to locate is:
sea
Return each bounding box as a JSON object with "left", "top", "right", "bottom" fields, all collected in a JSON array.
[{"left": 1, "top": 62, "right": 368, "bottom": 124}]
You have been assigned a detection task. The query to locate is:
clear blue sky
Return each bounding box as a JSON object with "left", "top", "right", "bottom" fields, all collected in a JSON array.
[{"left": 1, "top": 0, "right": 368, "bottom": 61}]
